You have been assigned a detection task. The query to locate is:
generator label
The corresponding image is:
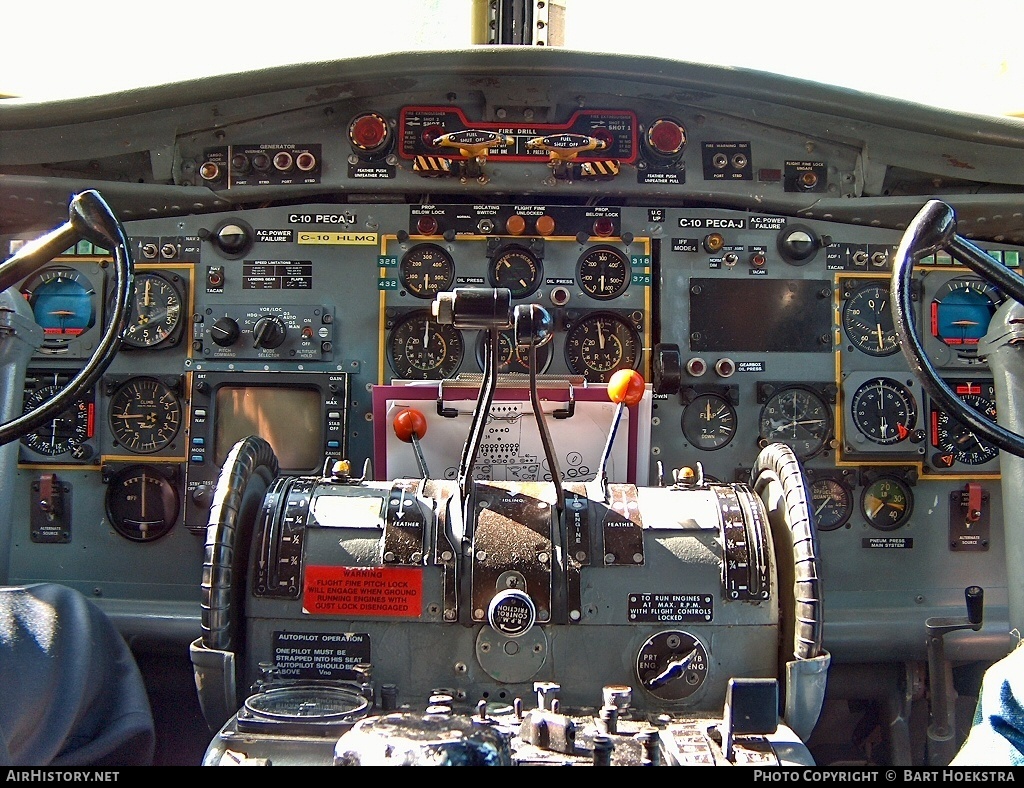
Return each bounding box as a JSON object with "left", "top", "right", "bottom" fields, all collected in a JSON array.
[
  {"left": 303, "top": 565, "right": 423, "bottom": 617},
  {"left": 628, "top": 593, "right": 713, "bottom": 623},
  {"left": 272, "top": 631, "right": 371, "bottom": 680}
]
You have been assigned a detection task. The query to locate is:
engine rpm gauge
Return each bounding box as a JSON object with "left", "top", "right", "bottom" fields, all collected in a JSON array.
[
  {"left": 861, "top": 475, "right": 913, "bottom": 531},
  {"left": 842, "top": 281, "right": 899, "bottom": 356},
  {"left": 758, "top": 386, "right": 832, "bottom": 459},
  {"left": 122, "top": 272, "right": 184, "bottom": 349},
  {"left": 104, "top": 465, "right": 179, "bottom": 541},
  {"left": 399, "top": 244, "right": 455, "bottom": 298},
  {"left": 564, "top": 311, "right": 641, "bottom": 383},
  {"left": 577, "top": 245, "right": 630, "bottom": 300},
  {"left": 476, "top": 329, "right": 552, "bottom": 374},
  {"left": 387, "top": 310, "right": 464, "bottom": 379},
  {"left": 810, "top": 477, "right": 853, "bottom": 531},
  {"left": 108, "top": 377, "right": 182, "bottom": 454},
  {"left": 488, "top": 245, "right": 543, "bottom": 298},
  {"left": 850, "top": 377, "right": 917, "bottom": 445},
  {"left": 931, "top": 382, "right": 999, "bottom": 466},
  {"left": 930, "top": 276, "right": 1004, "bottom": 358},
  {"left": 681, "top": 392, "right": 737, "bottom": 451}
]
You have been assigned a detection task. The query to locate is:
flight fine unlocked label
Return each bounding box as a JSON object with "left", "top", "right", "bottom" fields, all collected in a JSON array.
[
  {"left": 628, "top": 593, "right": 713, "bottom": 623},
  {"left": 303, "top": 565, "right": 423, "bottom": 617}
]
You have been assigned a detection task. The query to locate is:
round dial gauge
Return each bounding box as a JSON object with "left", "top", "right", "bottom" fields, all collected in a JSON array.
[
  {"left": 20, "top": 374, "right": 94, "bottom": 457},
  {"left": 931, "top": 276, "right": 1004, "bottom": 358},
  {"left": 636, "top": 630, "right": 710, "bottom": 701},
  {"left": 681, "top": 392, "right": 737, "bottom": 451},
  {"left": 20, "top": 265, "right": 97, "bottom": 349},
  {"left": 108, "top": 377, "right": 182, "bottom": 453},
  {"left": 577, "top": 245, "right": 630, "bottom": 300},
  {"left": 244, "top": 685, "right": 369, "bottom": 722},
  {"left": 399, "top": 244, "right": 455, "bottom": 298},
  {"left": 488, "top": 245, "right": 542, "bottom": 298},
  {"left": 850, "top": 378, "right": 917, "bottom": 445},
  {"left": 861, "top": 476, "right": 913, "bottom": 531},
  {"left": 564, "top": 311, "right": 641, "bottom": 383},
  {"left": 932, "top": 384, "right": 999, "bottom": 466},
  {"left": 387, "top": 310, "right": 464, "bottom": 379},
  {"left": 842, "top": 281, "right": 899, "bottom": 356},
  {"left": 476, "top": 329, "right": 552, "bottom": 374},
  {"left": 104, "top": 465, "right": 179, "bottom": 541},
  {"left": 810, "top": 477, "right": 853, "bottom": 531},
  {"left": 758, "top": 386, "right": 832, "bottom": 459},
  {"left": 122, "top": 272, "right": 183, "bottom": 348}
]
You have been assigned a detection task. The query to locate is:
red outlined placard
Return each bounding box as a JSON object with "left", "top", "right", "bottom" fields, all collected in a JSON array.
[{"left": 303, "top": 565, "right": 423, "bottom": 617}]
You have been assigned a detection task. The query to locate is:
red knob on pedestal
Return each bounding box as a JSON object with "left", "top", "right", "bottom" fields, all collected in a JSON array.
[{"left": 394, "top": 407, "right": 428, "bottom": 442}]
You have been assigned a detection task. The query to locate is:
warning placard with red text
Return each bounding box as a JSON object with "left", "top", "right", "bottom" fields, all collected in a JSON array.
[{"left": 303, "top": 565, "right": 423, "bottom": 617}]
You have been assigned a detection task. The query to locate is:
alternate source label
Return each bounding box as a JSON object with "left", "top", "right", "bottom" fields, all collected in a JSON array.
[{"left": 303, "top": 565, "right": 423, "bottom": 617}]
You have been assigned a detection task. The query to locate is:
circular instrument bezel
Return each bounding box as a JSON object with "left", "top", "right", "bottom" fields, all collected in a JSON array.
[
  {"left": 636, "top": 629, "right": 710, "bottom": 701},
  {"left": 122, "top": 271, "right": 185, "bottom": 349},
  {"left": 475, "top": 329, "right": 552, "bottom": 375},
  {"left": 931, "top": 383, "right": 999, "bottom": 466},
  {"left": 20, "top": 373, "right": 93, "bottom": 458},
  {"left": 563, "top": 310, "right": 642, "bottom": 383},
  {"left": 576, "top": 245, "right": 631, "bottom": 301},
  {"left": 104, "top": 465, "right": 179, "bottom": 542},
  {"left": 488, "top": 244, "right": 543, "bottom": 299},
  {"left": 860, "top": 475, "right": 913, "bottom": 531},
  {"left": 841, "top": 280, "right": 899, "bottom": 357},
  {"left": 386, "top": 309, "right": 465, "bottom": 380},
  {"left": 399, "top": 243, "right": 456, "bottom": 299},
  {"left": 850, "top": 377, "right": 918, "bottom": 446},
  {"left": 107, "top": 376, "right": 183, "bottom": 454},
  {"left": 681, "top": 392, "right": 737, "bottom": 451},
  {"left": 757, "top": 385, "right": 833, "bottom": 460},
  {"left": 809, "top": 476, "right": 854, "bottom": 531},
  {"left": 20, "top": 264, "right": 101, "bottom": 352}
]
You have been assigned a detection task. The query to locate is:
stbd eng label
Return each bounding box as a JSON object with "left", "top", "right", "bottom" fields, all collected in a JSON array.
[{"left": 303, "top": 565, "right": 423, "bottom": 617}]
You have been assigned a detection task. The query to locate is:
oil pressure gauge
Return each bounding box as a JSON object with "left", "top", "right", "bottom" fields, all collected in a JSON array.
[
  {"left": 577, "top": 245, "right": 630, "bottom": 300},
  {"left": 399, "top": 244, "right": 455, "bottom": 299}
]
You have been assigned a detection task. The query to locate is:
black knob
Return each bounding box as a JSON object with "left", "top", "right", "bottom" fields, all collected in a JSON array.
[
  {"left": 252, "top": 315, "right": 287, "bottom": 349},
  {"left": 965, "top": 585, "right": 984, "bottom": 626},
  {"left": 209, "top": 317, "right": 240, "bottom": 347},
  {"left": 208, "top": 219, "right": 254, "bottom": 258}
]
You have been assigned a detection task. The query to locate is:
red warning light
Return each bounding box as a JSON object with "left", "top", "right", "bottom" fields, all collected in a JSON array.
[
  {"left": 349, "top": 112, "right": 391, "bottom": 154},
  {"left": 646, "top": 118, "right": 686, "bottom": 157}
]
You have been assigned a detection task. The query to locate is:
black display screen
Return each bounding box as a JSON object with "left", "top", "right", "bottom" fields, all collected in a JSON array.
[
  {"left": 689, "top": 278, "right": 832, "bottom": 353},
  {"left": 214, "top": 385, "right": 322, "bottom": 470}
]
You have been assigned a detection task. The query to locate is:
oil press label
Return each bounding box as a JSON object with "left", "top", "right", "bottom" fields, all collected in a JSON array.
[
  {"left": 272, "top": 631, "right": 370, "bottom": 680},
  {"left": 303, "top": 565, "right": 423, "bottom": 617},
  {"left": 628, "top": 593, "right": 713, "bottom": 623}
]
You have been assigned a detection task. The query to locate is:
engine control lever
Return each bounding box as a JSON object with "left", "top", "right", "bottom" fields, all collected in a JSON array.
[
  {"left": 925, "top": 585, "right": 984, "bottom": 766},
  {"left": 594, "top": 369, "right": 645, "bottom": 498},
  {"left": 393, "top": 408, "right": 430, "bottom": 479}
]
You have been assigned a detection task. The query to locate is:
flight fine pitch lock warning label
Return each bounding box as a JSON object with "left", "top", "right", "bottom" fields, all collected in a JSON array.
[{"left": 303, "top": 565, "right": 423, "bottom": 617}]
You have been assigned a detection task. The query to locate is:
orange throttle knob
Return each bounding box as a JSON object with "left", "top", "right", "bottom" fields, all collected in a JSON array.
[
  {"left": 393, "top": 407, "right": 427, "bottom": 442},
  {"left": 608, "top": 369, "right": 645, "bottom": 406}
]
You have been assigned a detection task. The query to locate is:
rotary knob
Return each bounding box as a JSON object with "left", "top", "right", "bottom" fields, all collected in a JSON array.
[
  {"left": 209, "top": 316, "right": 240, "bottom": 347},
  {"left": 252, "top": 315, "right": 287, "bottom": 349}
]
